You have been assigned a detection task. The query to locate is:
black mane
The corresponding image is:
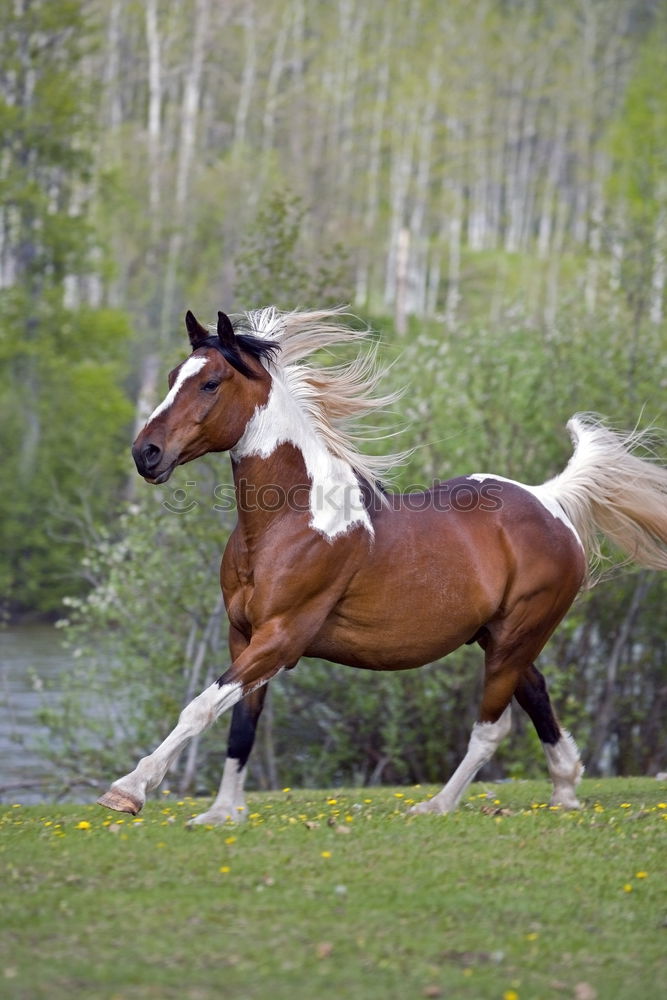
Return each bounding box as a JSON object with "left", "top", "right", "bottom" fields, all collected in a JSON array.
[{"left": 198, "top": 331, "right": 281, "bottom": 379}]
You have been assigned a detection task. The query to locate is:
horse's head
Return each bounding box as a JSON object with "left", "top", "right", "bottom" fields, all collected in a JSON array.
[{"left": 132, "top": 310, "right": 277, "bottom": 483}]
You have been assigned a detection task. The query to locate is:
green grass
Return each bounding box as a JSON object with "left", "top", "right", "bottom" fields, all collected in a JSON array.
[{"left": 2, "top": 778, "right": 666, "bottom": 1000}]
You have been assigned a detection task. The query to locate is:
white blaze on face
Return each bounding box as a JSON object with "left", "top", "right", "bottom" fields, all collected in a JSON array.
[{"left": 147, "top": 356, "right": 209, "bottom": 423}]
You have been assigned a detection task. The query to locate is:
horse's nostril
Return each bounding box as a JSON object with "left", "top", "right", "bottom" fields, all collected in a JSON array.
[{"left": 141, "top": 442, "right": 162, "bottom": 469}]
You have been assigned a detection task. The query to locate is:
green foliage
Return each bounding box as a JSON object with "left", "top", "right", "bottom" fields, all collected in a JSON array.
[
  {"left": 3, "top": 0, "right": 666, "bottom": 792},
  {"left": 233, "top": 190, "right": 352, "bottom": 310},
  {"left": 0, "top": 0, "right": 133, "bottom": 613}
]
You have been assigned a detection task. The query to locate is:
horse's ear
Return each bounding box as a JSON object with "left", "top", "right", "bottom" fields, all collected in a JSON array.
[
  {"left": 185, "top": 310, "right": 209, "bottom": 350},
  {"left": 217, "top": 311, "right": 236, "bottom": 350}
]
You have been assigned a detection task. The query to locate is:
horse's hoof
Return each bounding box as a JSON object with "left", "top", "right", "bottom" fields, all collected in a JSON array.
[
  {"left": 96, "top": 787, "right": 143, "bottom": 815},
  {"left": 550, "top": 794, "right": 581, "bottom": 810},
  {"left": 187, "top": 805, "right": 247, "bottom": 827},
  {"left": 408, "top": 799, "right": 441, "bottom": 815}
]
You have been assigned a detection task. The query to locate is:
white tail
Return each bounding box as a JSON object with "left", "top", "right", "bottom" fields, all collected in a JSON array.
[{"left": 545, "top": 414, "right": 667, "bottom": 583}]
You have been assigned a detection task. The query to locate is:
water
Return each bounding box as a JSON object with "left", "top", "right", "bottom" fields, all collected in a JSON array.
[{"left": 0, "top": 625, "right": 71, "bottom": 803}]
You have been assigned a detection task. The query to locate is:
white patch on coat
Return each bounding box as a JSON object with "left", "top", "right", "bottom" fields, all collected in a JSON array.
[
  {"left": 148, "top": 356, "right": 209, "bottom": 423},
  {"left": 467, "top": 473, "right": 583, "bottom": 548},
  {"left": 232, "top": 374, "right": 372, "bottom": 540}
]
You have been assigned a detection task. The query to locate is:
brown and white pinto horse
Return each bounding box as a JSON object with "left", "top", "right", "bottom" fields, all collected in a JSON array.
[{"left": 97, "top": 308, "right": 667, "bottom": 822}]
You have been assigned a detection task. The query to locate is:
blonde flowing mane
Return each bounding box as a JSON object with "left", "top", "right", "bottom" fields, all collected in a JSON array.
[{"left": 232, "top": 306, "right": 408, "bottom": 489}]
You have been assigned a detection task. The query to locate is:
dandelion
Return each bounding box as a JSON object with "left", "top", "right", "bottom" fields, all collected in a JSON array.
[
  {"left": 75, "top": 820, "right": 91, "bottom": 830},
  {"left": 503, "top": 991, "right": 519, "bottom": 1000},
  {"left": 620, "top": 803, "right": 631, "bottom": 809},
  {"left": 623, "top": 883, "right": 633, "bottom": 893},
  {"left": 219, "top": 865, "right": 231, "bottom": 874},
  {"left": 225, "top": 835, "right": 236, "bottom": 845},
  {"left": 327, "top": 798, "right": 338, "bottom": 805},
  {"left": 321, "top": 851, "right": 332, "bottom": 859},
  {"left": 282, "top": 787, "right": 291, "bottom": 793},
  {"left": 394, "top": 792, "right": 404, "bottom": 799},
  {"left": 525, "top": 932, "right": 539, "bottom": 941},
  {"left": 635, "top": 871, "right": 648, "bottom": 879}
]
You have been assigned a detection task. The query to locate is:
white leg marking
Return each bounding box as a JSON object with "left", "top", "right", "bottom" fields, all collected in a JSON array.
[
  {"left": 107, "top": 681, "right": 243, "bottom": 809},
  {"left": 544, "top": 730, "right": 584, "bottom": 809},
  {"left": 188, "top": 757, "right": 249, "bottom": 826},
  {"left": 409, "top": 705, "right": 513, "bottom": 815}
]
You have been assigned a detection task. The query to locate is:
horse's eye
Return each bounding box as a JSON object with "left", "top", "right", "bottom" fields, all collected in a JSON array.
[{"left": 201, "top": 380, "right": 220, "bottom": 393}]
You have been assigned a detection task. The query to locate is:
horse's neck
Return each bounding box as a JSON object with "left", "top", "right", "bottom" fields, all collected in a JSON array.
[{"left": 230, "top": 379, "right": 373, "bottom": 541}]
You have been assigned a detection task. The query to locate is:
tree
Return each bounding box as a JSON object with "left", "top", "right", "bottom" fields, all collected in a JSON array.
[{"left": 0, "top": 0, "right": 132, "bottom": 612}]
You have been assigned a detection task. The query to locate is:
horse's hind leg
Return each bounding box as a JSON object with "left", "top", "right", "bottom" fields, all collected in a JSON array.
[
  {"left": 410, "top": 623, "right": 572, "bottom": 815},
  {"left": 409, "top": 702, "right": 513, "bottom": 815},
  {"left": 188, "top": 684, "right": 267, "bottom": 826},
  {"left": 514, "top": 664, "right": 583, "bottom": 809},
  {"left": 409, "top": 643, "right": 520, "bottom": 815}
]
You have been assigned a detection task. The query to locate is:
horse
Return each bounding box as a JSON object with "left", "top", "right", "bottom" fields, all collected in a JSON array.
[{"left": 97, "top": 307, "right": 667, "bottom": 822}]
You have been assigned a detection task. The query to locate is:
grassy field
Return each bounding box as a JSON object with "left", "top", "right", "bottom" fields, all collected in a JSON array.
[{"left": 2, "top": 777, "right": 666, "bottom": 1000}]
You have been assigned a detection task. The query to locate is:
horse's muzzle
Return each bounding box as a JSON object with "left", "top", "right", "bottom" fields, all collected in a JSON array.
[{"left": 132, "top": 440, "right": 174, "bottom": 483}]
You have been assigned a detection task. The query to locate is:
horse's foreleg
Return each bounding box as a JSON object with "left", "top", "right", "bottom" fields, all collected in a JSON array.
[
  {"left": 97, "top": 616, "right": 303, "bottom": 815},
  {"left": 96, "top": 675, "right": 253, "bottom": 815},
  {"left": 188, "top": 684, "right": 268, "bottom": 826},
  {"left": 514, "top": 664, "right": 583, "bottom": 809}
]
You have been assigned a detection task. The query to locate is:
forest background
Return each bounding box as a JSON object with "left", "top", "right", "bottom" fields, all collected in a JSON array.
[{"left": 1, "top": 0, "right": 666, "bottom": 798}]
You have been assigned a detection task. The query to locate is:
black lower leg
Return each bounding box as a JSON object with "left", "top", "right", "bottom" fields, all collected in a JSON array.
[
  {"left": 227, "top": 684, "right": 268, "bottom": 769},
  {"left": 514, "top": 664, "right": 561, "bottom": 745}
]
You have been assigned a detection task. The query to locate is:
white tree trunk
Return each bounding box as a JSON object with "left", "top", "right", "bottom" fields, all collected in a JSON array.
[
  {"left": 234, "top": 0, "right": 256, "bottom": 150},
  {"left": 650, "top": 198, "right": 666, "bottom": 325},
  {"left": 159, "top": 0, "right": 210, "bottom": 341}
]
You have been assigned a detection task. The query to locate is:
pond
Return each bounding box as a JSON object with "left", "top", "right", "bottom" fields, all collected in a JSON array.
[{"left": 0, "top": 625, "right": 72, "bottom": 803}]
